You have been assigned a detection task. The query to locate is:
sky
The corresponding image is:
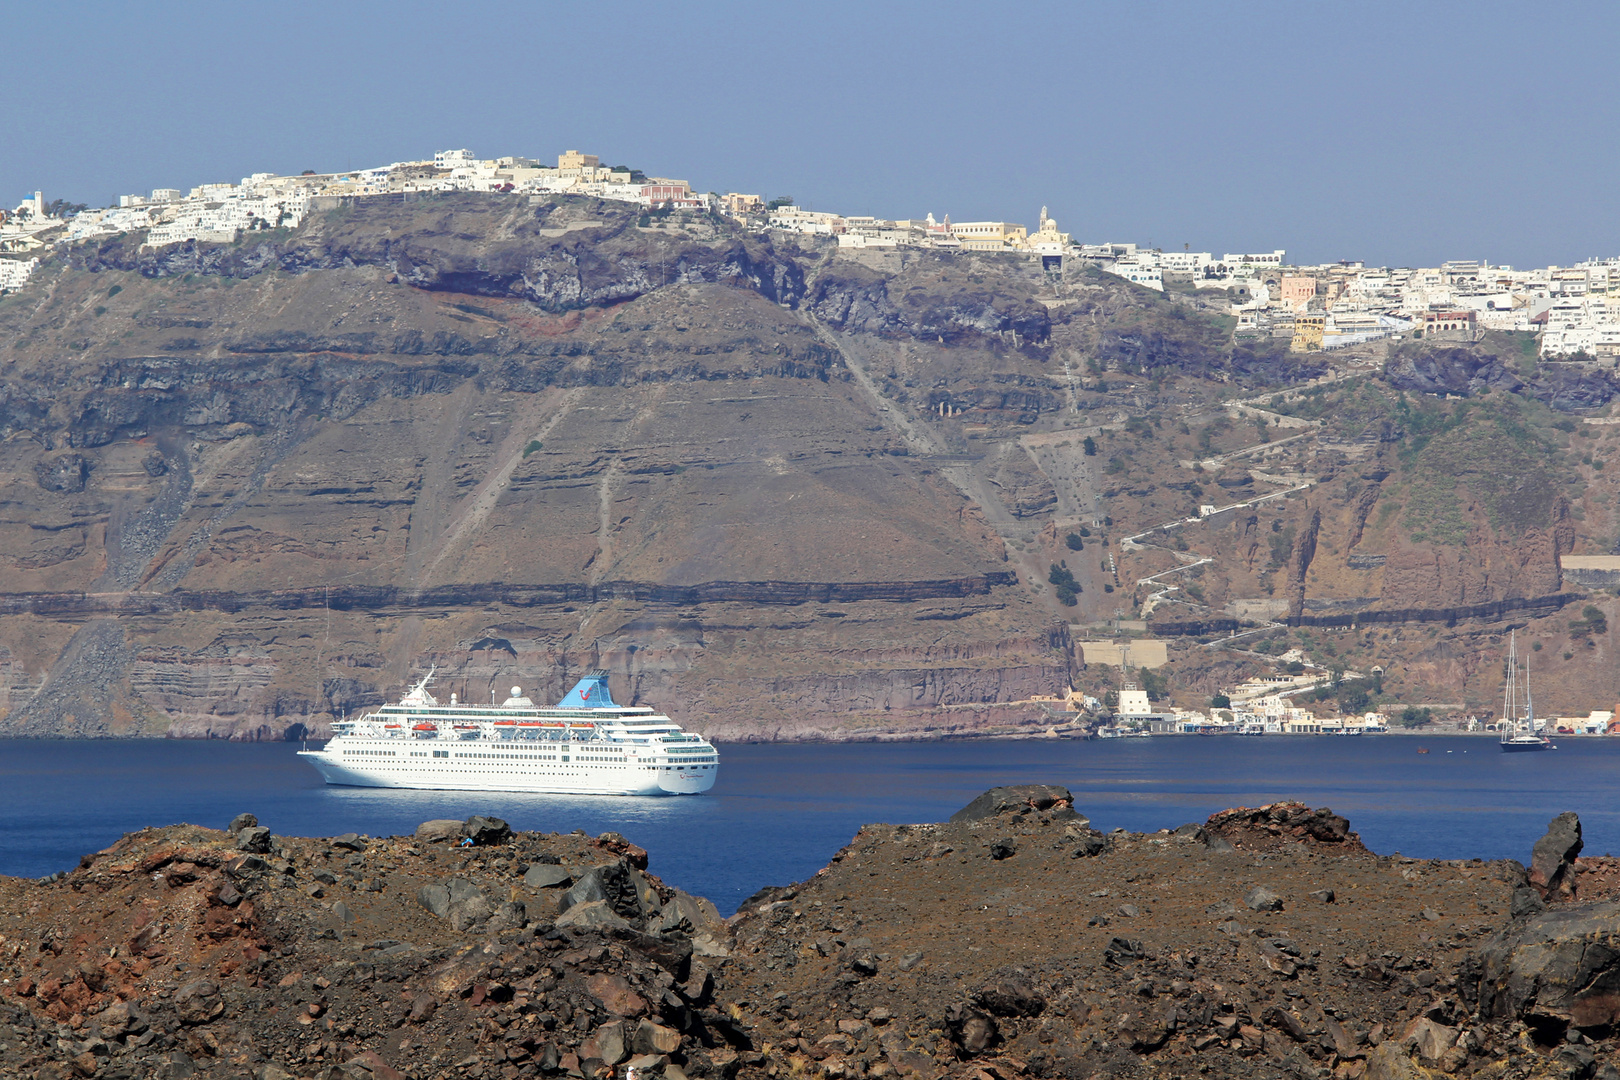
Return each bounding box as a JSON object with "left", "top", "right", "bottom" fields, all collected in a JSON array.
[{"left": 5, "top": 0, "right": 1619, "bottom": 269}]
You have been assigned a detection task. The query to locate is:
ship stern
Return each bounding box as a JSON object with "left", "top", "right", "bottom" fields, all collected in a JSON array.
[{"left": 657, "top": 766, "right": 717, "bottom": 795}]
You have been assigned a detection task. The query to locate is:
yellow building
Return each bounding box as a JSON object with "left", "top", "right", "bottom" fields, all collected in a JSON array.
[
  {"left": 721, "top": 193, "right": 765, "bottom": 216},
  {"left": 1290, "top": 313, "right": 1326, "bottom": 352},
  {"left": 951, "top": 221, "right": 1027, "bottom": 251},
  {"left": 557, "top": 150, "right": 600, "bottom": 170}
]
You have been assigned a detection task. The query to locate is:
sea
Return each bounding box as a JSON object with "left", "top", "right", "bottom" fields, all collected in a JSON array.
[{"left": 3, "top": 734, "right": 1616, "bottom": 916}]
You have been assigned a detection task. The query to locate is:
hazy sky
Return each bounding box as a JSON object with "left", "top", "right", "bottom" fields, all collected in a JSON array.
[{"left": 6, "top": 0, "right": 1617, "bottom": 269}]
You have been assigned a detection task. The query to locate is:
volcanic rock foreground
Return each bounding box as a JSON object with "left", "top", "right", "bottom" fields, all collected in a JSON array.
[{"left": 4, "top": 793, "right": 1620, "bottom": 1080}]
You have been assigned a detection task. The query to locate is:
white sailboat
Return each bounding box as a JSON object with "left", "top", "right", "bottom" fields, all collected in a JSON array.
[{"left": 1499, "top": 630, "right": 1554, "bottom": 753}]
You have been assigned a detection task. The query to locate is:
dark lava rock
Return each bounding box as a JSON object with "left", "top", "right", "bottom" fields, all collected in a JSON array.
[
  {"left": 1106, "top": 936, "right": 1145, "bottom": 959},
  {"left": 1512, "top": 886, "right": 1547, "bottom": 919},
  {"left": 227, "top": 813, "right": 258, "bottom": 833},
  {"left": 331, "top": 832, "right": 367, "bottom": 852},
  {"left": 524, "top": 863, "right": 574, "bottom": 889},
  {"left": 1530, "top": 811, "right": 1583, "bottom": 901},
  {"left": 593, "top": 830, "right": 650, "bottom": 870},
  {"left": 34, "top": 454, "right": 89, "bottom": 493},
  {"left": 415, "top": 819, "right": 465, "bottom": 843},
  {"left": 234, "top": 826, "right": 272, "bottom": 854},
  {"left": 1471, "top": 898, "right": 1620, "bottom": 1038},
  {"left": 973, "top": 968, "right": 1046, "bottom": 1017},
  {"left": 1073, "top": 834, "right": 1110, "bottom": 858},
  {"left": 463, "top": 815, "right": 512, "bottom": 845},
  {"left": 407, "top": 993, "right": 437, "bottom": 1024},
  {"left": 989, "top": 838, "right": 1017, "bottom": 860},
  {"left": 1205, "top": 801, "right": 1364, "bottom": 851},
  {"left": 950, "top": 784, "right": 1076, "bottom": 823},
  {"left": 946, "top": 1002, "right": 999, "bottom": 1054},
  {"left": 173, "top": 979, "right": 224, "bottom": 1025},
  {"left": 565, "top": 862, "right": 644, "bottom": 920},
  {"left": 1245, "top": 886, "right": 1284, "bottom": 912}
]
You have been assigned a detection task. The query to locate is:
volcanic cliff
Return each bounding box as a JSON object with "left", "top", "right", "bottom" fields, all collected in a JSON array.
[{"left": 2, "top": 193, "right": 1619, "bottom": 738}]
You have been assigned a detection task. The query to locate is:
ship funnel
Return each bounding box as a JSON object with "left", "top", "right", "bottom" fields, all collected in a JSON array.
[{"left": 557, "top": 669, "right": 617, "bottom": 708}]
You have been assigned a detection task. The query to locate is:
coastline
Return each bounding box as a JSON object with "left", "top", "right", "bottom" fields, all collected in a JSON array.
[{"left": 0, "top": 721, "right": 1603, "bottom": 744}]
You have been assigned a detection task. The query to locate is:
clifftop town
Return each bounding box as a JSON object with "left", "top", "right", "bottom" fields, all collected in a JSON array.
[{"left": 8, "top": 148, "right": 1619, "bottom": 360}]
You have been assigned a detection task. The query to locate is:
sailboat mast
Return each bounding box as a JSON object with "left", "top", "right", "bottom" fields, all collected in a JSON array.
[
  {"left": 1523, "top": 640, "right": 1533, "bottom": 725},
  {"left": 1502, "top": 630, "right": 1516, "bottom": 729}
]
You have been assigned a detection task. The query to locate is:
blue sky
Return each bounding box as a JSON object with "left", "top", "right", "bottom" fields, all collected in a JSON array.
[{"left": 5, "top": 0, "right": 1616, "bottom": 268}]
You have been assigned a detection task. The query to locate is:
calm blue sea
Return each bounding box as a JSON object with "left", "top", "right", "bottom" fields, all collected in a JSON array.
[{"left": 2, "top": 735, "right": 1616, "bottom": 915}]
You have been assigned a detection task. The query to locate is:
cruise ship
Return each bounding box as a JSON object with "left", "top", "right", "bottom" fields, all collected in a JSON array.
[{"left": 297, "top": 670, "right": 718, "bottom": 795}]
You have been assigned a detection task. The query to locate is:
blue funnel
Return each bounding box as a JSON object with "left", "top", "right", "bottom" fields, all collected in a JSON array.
[{"left": 557, "top": 669, "right": 617, "bottom": 708}]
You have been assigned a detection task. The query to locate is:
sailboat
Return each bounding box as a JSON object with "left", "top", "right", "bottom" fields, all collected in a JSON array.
[{"left": 1499, "top": 629, "right": 1554, "bottom": 753}]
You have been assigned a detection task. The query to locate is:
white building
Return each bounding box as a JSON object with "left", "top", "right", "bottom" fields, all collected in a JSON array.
[
  {"left": 1161, "top": 250, "right": 1213, "bottom": 274},
  {"left": 768, "top": 206, "right": 843, "bottom": 235},
  {"left": 1541, "top": 296, "right": 1620, "bottom": 357},
  {"left": 1106, "top": 252, "right": 1164, "bottom": 291},
  {"left": 1321, "top": 311, "right": 1411, "bottom": 349},
  {"left": 0, "top": 257, "right": 39, "bottom": 292},
  {"left": 1223, "top": 250, "right": 1286, "bottom": 268}
]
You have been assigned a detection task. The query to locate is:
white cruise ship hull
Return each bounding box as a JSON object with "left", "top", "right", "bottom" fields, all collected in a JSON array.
[{"left": 297, "top": 747, "right": 714, "bottom": 795}]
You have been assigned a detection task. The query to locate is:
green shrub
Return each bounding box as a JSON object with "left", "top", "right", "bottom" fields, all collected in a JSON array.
[
  {"left": 1139, "top": 668, "right": 1168, "bottom": 701},
  {"left": 1570, "top": 605, "right": 1608, "bottom": 641},
  {"left": 1399, "top": 706, "right": 1433, "bottom": 727}
]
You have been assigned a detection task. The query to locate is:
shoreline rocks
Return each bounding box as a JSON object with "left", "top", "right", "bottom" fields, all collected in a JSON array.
[{"left": 0, "top": 797, "right": 1614, "bottom": 1080}]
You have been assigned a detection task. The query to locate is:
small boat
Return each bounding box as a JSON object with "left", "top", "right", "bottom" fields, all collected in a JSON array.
[
  {"left": 1499, "top": 630, "right": 1554, "bottom": 753},
  {"left": 1417, "top": 747, "right": 1430, "bottom": 754}
]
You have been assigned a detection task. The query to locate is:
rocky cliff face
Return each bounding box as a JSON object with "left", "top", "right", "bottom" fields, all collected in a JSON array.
[
  {"left": 0, "top": 195, "right": 1137, "bottom": 739},
  {"left": 1, "top": 193, "right": 1613, "bottom": 736}
]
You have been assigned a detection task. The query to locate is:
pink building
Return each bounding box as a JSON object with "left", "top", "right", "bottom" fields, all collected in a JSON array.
[{"left": 1280, "top": 275, "right": 1318, "bottom": 310}]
